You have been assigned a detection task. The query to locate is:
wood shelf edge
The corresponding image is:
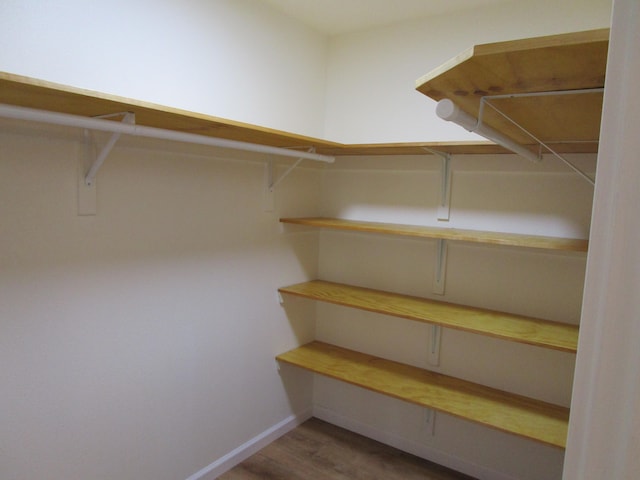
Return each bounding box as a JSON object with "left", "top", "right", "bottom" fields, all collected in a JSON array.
[
  {"left": 279, "top": 280, "right": 579, "bottom": 353},
  {"left": 0, "top": 71, "right": 599, "bottom": 156},
  {"left": 415, "top": 28, "right": 610, "bottom": 94},
  {"left": 276, "top": 341, "right": 569, "bottom": 448},
  {"left": 414, "top": 28, "right": 609, "bottom": 150},
  {"left": 0, "top": 71, "right": 344, "bottom": 151},
  {"left": 280, "top": 217, "right": 588, "bottom": 253},
  {"left": 472, "top": 27, "right": 610, "bottom": 57}
]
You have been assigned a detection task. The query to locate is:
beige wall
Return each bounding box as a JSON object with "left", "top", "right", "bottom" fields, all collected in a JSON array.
[
  {"left": 301, "top": 154, "right": 595, "bottom": 479},
  {"left": 0, "top": 1, "right": 622, "bottom": 479},
  {"left": 0, "top": 122, "right": 321, "bottom": 480},
  {"left": 323, "top": 0, "right": 612, "bottom": 143},
  {"left": 564, "top": 0, "right": 640, "bottom": 477},
  {"left": 0, "top": 0, "right": 329, "bottom": 138}
]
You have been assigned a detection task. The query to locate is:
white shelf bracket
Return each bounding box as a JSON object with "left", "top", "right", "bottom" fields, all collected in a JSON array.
[
  {"left": 268, "top": 148, "right": 314, "bottom": 190},
  {"left": 78, "top": 112, "right": 135, "bottom": 216},
  {"left": 84, "top": 112, "right": 135, "bottom": 187},
  {"left": 428, "top": 324, "right": 442, "bottom": 366},
  {"left": 263, "top": 160, "right": 276, "bottom": 212},
  {"left": 263, "top": 148, "right": 315, "bottom": 211},
  {"left": 78, "top": 130, "right": 97, "bottom": 216},
  {"left": 424, "top": 408, "right": 437, "bottom": 436},
  {"left": 438, "top": 154, "right": 452, "bottom": 221},
  {"left": 432, "top": 238, "right": 448, "bottom": 295},
  {"left": 422, "top": 147, "right": 452, "bottom": 221}
]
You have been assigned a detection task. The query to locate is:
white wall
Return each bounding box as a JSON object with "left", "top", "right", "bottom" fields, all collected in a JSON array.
[
  {"left": 0, "top": 4, "right": 332, "bottom": 477},
  {"left": 323, "top": 0, "right": 613, "bottom": 143},
  {"left": 0, "top": 120, "right": 322, "bottom": 480},
  {"left": 298, "top": 153, "right": 595, "bottom": 480},
  {"left": 564, "top": 0, "right": 640, "bottom": 478},
  {"left": 0, "top": 0, "right": 329, "bottom": 138},
  {"left": 0, "top": 1, "right": 619, "bottom": 479},
  {"left": 0, "top": 0, "right": 613, "bottom": 144}
]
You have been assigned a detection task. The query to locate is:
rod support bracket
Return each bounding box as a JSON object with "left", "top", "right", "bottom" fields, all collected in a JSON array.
[
  {"left": 84, "top": 112, "right": 135, "bottom": 186},
  {"left": 263, "top": 147, "right": 317, "bottom": 211},
  {"left": 268, "top": 147, "right": 316, "bottom": 191}
]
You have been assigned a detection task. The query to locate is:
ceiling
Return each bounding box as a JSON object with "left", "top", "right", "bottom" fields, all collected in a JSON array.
[{"left": 261, "top": 0, "right": 510, "bottom": 35}]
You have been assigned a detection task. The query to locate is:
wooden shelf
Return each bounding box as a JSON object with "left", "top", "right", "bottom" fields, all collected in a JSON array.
[
  {"left": 277, "top": 341, "right": 569, "bottom": 448},
  {"left": 327, "top": 141, "right": 598, "bottom": 155},
  {"left": 415, "top": 29, "right": 609, "bottom": 153},
  {"left": 319, "top": 141, "right": 510, "bottom": 156},
  {"left": 0, "top": 71, "right": 342, "bottom": 152},
  {"left": 280, "top": 217, "right": 588, "bottom": 252},
  {"left": 1, "top": 29, "right": 607, "bottom": 158},
  {"left": 279, "top": 280, "right": 578, "bottom": 353},
  {"left": 0, "top": 71, "right": 506, "bottom": 157}
]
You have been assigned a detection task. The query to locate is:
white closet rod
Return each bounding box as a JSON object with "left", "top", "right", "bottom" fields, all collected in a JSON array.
[
  {"left": 0, "top": 103, "right": 335, "bottom": 164},
  {"left": 436, "top": 99, "right": 540, "bottom": 162},
  {"left": 435, "top": 89, "right": 602, "bottom": 185}
]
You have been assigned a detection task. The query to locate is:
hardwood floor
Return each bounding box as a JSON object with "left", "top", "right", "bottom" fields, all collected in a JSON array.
[{"left": 217, "top": 418, "right": 477, "bottom": 479}]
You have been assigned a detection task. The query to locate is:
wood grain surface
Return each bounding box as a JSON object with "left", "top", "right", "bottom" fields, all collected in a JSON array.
[
  {"left": 277, "top": 342, "right": 569, "bottom": 448},
  {"left": 415, "top": 29, "right": 609, "bottom": 149},
  {"left": 0, "top": 70, "right": 598, "bottom": 155},
  {"left": 279, "top": 280, "right": 578, "bottom": 352},
  {"left": 280, "top": 217, "right": 589, "bottom": 252}
]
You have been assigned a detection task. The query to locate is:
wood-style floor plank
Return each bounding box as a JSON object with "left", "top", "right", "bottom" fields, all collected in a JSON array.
[{"left": 218, "top": 418, "right": 477, "bottom": 479}]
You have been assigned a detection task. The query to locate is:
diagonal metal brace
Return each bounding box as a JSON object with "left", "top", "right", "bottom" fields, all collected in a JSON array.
[
  {"left": 84, "top": 112, "right": 135, "bottom": 186},
  {"left": 267, "top": 147, "right": 316, "bottom": 192}
]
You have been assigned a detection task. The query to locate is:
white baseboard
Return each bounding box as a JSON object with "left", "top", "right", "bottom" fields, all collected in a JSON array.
[
  {"left": 185, "top": 408, "right": 313, "bottom": 480},
  {"left": 313, "top": 405, "right": 518, "bottom": 480}
]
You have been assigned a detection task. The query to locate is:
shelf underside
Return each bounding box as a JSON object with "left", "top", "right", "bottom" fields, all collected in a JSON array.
[
  {"left": 279, "top": 280, "right": 578, "bottom": 353},
  {"left": 280, "top": 217, "right": 588, "bottom": 252},
  {"left": 416, "top": 28, "right": 609, "bottom": 153},
  {"left": 277, "top": 341, "right": 569, "bottom": 448}
]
